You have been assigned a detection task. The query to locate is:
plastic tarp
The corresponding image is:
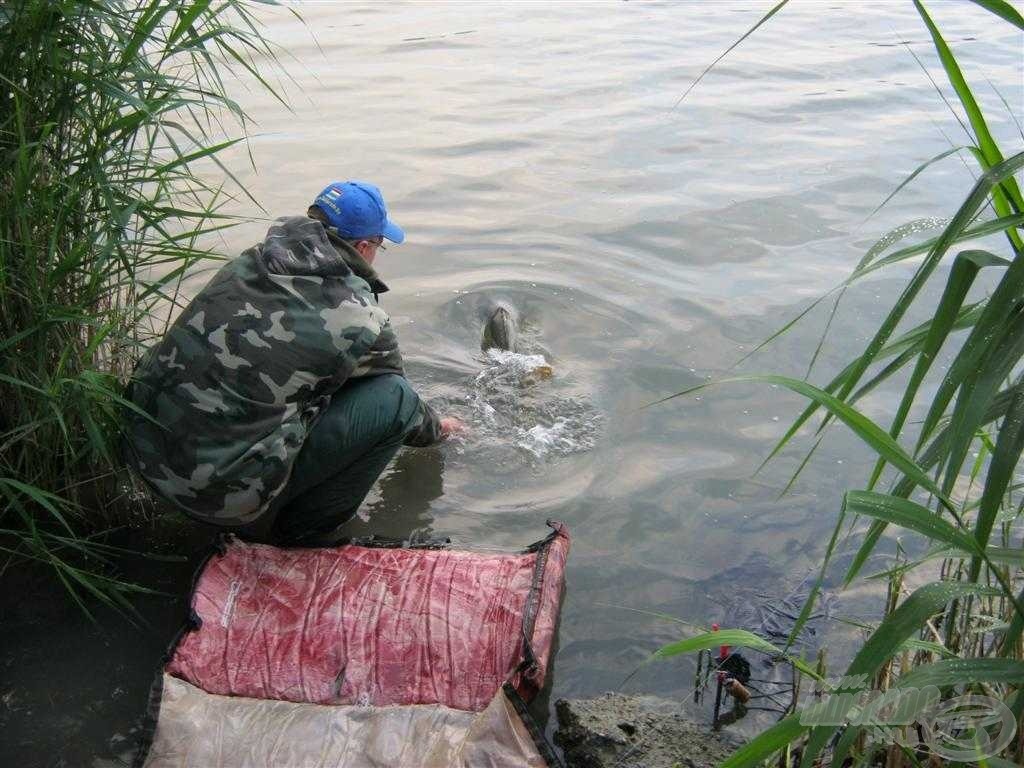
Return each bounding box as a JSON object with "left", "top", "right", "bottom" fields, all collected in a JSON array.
[
  {"left": 144, "top": 675, "right": 547, "bottom": 768},
  {"left": 137, "top": 523, "right": 569, "bottom": 767}
]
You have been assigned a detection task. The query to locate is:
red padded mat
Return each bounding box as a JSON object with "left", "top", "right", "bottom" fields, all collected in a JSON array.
[{"left": 167, "top": 524, "right": 568, "bottom": 712}]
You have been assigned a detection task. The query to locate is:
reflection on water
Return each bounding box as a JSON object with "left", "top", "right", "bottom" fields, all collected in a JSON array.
[
  {"left": 2, "top": 2, "right": 1021, "bottom": 764},
  {"left": 356, "top": 445, "right": 445, "bottom": 537}
]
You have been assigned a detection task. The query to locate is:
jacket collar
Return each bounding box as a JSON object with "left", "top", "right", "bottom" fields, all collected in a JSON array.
[{"left": 325, "top": 228, "right": 390, "bottom": 295}]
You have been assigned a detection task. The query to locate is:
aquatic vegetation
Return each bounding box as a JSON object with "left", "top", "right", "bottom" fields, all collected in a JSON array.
[
  {"left": 659, "top": 1, "right": 1024, "bottom": 765},
  {"left": 0, "top": 1, "right": 284, "bottom": 612}
]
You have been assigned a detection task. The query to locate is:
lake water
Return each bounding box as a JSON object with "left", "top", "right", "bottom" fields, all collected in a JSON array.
[{"left": 2, "top": 2, "right": 1022, "bottom": 764}]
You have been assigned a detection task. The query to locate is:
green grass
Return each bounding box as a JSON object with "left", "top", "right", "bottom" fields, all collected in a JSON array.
[
  {"left": 658, "top": 2, "right": 1024, "bottom": 764},
  {"left": 0, "top": 0, "right": 285, "bottom": 615}
]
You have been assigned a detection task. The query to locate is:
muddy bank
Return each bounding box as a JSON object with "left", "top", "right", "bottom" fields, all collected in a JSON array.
[
  {"left": 555, "top": 692, "right": 742, "bottom": 768},
  {"left": 0, "top": 516, "right": 213, "bottom": 767}
]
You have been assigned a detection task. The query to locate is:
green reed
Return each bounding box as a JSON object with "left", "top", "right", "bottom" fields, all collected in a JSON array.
[
  {"left": 656, "top": 2, "right": 1024, "bottom": 764},
  {"left": 0, "top": 0, "right": 283, "bottom": 614}
]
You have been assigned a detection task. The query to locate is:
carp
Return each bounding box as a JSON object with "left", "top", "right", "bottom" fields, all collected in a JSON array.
[
  {"left": 481, "top": 304, "right": 518, "bottom": 352},
  {"left": 480, "top": 304, "right": 553, "bottom": 380}
]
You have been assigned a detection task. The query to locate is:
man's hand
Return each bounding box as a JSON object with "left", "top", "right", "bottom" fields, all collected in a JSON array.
[{"left": 440, "top": 417, "right": 468, "bottom": 439}]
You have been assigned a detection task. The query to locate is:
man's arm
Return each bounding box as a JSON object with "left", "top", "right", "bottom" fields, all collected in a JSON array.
[
  {"left": 403, "top": 399, "right": 443, "bottom": 447},
  {"left": 350, "top": 313, "right": 464, "bottom": 446}
]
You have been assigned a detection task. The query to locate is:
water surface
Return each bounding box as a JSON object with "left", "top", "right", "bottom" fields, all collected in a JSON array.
[{"left": 2, "top": 2, "right": 1022, "bottom": 763}]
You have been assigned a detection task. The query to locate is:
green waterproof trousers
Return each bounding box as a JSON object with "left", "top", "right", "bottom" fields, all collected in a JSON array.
[{"left": 268, "top": 373, "right": 425, "bottom": 544}]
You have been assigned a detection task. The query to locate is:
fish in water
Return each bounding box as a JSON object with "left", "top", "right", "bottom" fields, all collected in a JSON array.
[
  {"left": 480, "top": 303, "right": 553, "bottom": 381},
  {"left": 481, "top": 304, "right": 518, "bottom": 352}
]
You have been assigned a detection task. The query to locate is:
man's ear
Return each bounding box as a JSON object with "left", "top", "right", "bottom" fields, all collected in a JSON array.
[{"left": 354, "top": 239, "right": 373, "bottom": 262}]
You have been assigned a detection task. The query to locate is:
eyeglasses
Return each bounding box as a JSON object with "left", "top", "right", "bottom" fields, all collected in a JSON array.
[{"left": 369, "top": 236, "right": 386, "bottom": 251}]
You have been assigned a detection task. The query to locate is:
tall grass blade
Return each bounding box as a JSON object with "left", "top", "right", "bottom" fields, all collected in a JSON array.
[
  {"left": 863, "top": 146, "right": 967, "bottom": 224},
  {"left": 719, "top": 715, "right": 808, "bottom": 768},
  {"left": 799, "top": 581, "right": 1002, "bottom": 766},
  {"left": 0, "top": 478, "right": 76, "bottom": 536},
  {"left": 849, "top": 302, "right": 986, "bottom": 406},
  {"left": 673, "top": 0, "right": 790, "bottom": 108},
  {"left": 971, "top": 148, "right": 1024, "bottom": 251},
  {"left": 915, "top": 0, "right": 1024, "bottom": 211},
  {"left": 856, "top": 213, "right": 1023, "bottom": 278},
  {"left": 968, "top": 0, "right": 1024, "bottom": 33},
  {"left": 941, "top": 305, "right": 1024, "bottom": 497},
  {"left": 836, "top": 152, "right": 1024, "bottom": 403},
  {"left": 654, "top": 628, "right": 780, "bottom": 658},
  {"left": 917, "top": 215, "right": 1024, "bottom": 457},
  {"left": 900, "top": 637, "right": 956, "bottom": 658},
  {"left": 866, "top": 249, "right": 1006, "bottom": 490},
  {"left": 1001, "top": 586, "right": 1024, "bottom": 655},
  {"left": 652, "top": 628, "right": 822, "bottom": 680},
  {"left": 982, "top": 547, "right": 1024, "bottom": 566},
  {"left": 843, "top": 491, "right": 976, "bottom": 552},
  {"left": 754, "top": 376, "right": 950, "bottom": 504},
  {"left": 898, "top": 658, "right": 1024, "bottom": 688},
  {"left": 969, "top": 387, "right": 1024, "bottom": 579},
  {"left": 847, "top": 379, "right": 1024, "bottom": 584}
]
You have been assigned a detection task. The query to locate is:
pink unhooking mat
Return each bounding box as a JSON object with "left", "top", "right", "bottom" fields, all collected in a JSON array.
[{"left": 135, "top": 522, "right": 570, "bottom": 767}]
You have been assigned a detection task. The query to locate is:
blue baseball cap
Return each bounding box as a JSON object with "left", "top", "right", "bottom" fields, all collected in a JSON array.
[{"left": 312, "top": 180, "right": 405, "bottom": 244}]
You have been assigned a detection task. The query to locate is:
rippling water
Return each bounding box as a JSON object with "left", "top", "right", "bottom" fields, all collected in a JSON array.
[{"left": 3, "top": 2, "right": 1022, "bottom": 764}]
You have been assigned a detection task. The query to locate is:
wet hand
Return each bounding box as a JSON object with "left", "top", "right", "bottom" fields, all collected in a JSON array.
[{"left": 440, "top": 417, "right": 468, "bottom": 439}]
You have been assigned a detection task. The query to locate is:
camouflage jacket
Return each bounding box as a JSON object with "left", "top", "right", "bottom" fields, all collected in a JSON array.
[{"left": 124, "top": 216, "right": 441, "bottom": 525}]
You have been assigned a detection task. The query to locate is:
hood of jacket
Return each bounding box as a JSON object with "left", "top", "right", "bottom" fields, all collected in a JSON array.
[{"left": 259, "top": 216, "right": 390, "bottom": 295}]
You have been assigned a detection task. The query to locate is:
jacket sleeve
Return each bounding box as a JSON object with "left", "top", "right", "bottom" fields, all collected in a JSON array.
[
  {"left": 350, "top": 304, "right": 443, "bottom": 446},
  {"left": 351, "top": 316, "right": 406, "bottom": 378},
  {"left": 403, "top": 398, "right": 443, "bottom": 447}
]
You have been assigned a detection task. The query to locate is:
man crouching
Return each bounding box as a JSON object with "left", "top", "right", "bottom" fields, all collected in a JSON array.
[{"left": 123, "top": 180, "right": 462, "bottom": 544}]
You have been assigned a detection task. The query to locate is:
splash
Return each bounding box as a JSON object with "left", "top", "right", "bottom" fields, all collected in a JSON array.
[
  {"left": 476, "top": 349, "right": 552, "bottom": 384},
  {"left": 518, "top": 419, "right": 571, "bottom": 457},
  {"left": 462, "top": 350, "right": 601, "bottom": 460}
]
